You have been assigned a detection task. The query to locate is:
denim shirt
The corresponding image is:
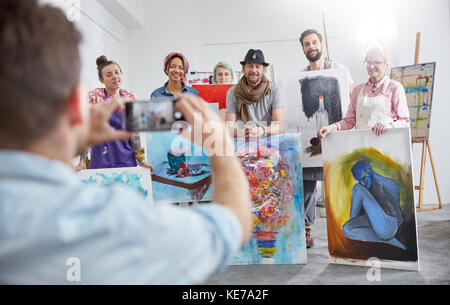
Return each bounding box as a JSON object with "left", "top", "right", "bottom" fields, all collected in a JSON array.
[
  {"left": 150, "top": 82, "right": 199, "bottom": 99},
  {"left": 0, "top": 150, "right": 242, "bottom": 284}
]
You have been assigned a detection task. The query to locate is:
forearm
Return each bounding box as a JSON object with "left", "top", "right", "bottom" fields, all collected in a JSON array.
[
  {"left": 210, "top": 153, "right": 252, "bottom": 245},
  {"left": 266, "top": 121, "right": 283, "bottom": 136},
  {"left": 225, "top": 118, "right": 244, "bottom": 138}
]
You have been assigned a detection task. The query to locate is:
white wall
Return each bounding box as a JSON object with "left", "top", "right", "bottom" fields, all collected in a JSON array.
[
  {"left": 41, "top": 0, "right": 131, "bottom": 91},
  {"left": 396, "top": 0, "right": 450, "bottom": 206}
]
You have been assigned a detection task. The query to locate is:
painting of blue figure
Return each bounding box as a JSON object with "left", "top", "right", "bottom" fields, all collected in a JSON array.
[
  {"left": 343, "top": 160, "right": 406, "bottom": 250},
  {"left": 322, "top": 128, "right": 419, "bottom": 271},
  {"left": 230, "top": 133, "right": 306, "bottom": 265},
  {"left": 78, "top": 166, "right": 153, "bottom": 205},
  {"left": 147, "top": 131, "right": 213, "bottom": 204}
]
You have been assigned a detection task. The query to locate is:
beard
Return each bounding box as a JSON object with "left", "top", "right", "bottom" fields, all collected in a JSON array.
[
  {"left": 306, "top": 50, "right": 322, "bottom": 62},
  {"left": 246, "top": 73, "right": 262, "bottom": 85}
]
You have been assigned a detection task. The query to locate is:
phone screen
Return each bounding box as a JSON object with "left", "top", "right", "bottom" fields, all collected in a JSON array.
[{"left": 125, "top": 98, "right": 183, "bottom": 132}]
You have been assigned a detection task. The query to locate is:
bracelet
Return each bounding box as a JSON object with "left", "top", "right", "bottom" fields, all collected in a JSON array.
[{"left": 261, "top": 126, "right": 267, "bottom": 137}]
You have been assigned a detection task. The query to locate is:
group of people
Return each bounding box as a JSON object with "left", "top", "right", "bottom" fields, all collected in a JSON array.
[
  {"left": 0, "top": 0, "right": 410, "bottom": 284},
  {"left": 81, "top": 28, "right": 410, "bottom": 249}
]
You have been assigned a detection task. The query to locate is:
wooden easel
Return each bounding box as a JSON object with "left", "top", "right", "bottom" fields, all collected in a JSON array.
[
  {"left": 322, "top": 13, "right": 331, "bottom": 66},
  {"left": 412, "top": 32, "right": 442, "bottom": 212}
]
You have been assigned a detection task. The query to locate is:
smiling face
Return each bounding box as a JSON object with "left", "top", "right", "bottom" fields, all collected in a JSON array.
[
  {"left": 99, "top": 64, "right": 122, "bottom": 91},
  {"left": 242, "top": 62, "right": 266, "bottom": 87},
  {"left": 365, "top": 53, "right": 388, "bottom": 82},
  {"left": 166, "top": 57, "right": 185, "bottom": 83},
  {"left": 302, "top": 33, "right": 323, "bottom": 62},
  {"left": 215, "top": 67, "right": 233, "bottom": 84}
]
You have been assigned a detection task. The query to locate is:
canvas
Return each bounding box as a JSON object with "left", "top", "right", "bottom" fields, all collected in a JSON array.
[
  {"left": 390, "top": 62, "right": 436, "bottom": 141},
  {"left": 193, "top": 84, "right": 234, "bottom": 110},
  {"left": 279, "top": 68, "right": 350, "bottom": 167},
  {"left": 78, "top": 166, "right": 153, "bottom": 205},
  {"left": 230, "top": 133, "right": 306, "bottom": 265},
  {"left": 147, "top": 131, "right": 213, "bottom": 204},
  {"left": 322, "top": 128, "right": 419, "bottom": 271}
]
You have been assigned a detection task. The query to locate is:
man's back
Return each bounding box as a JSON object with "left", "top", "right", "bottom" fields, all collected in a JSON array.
[{"left": 0, "top": 150, "right": 241, "bottom": 284}]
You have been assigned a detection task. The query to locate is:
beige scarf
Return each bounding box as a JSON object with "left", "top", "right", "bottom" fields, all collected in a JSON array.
[{"left": 234, "top": 75, "right": 271, "bottom": 123}]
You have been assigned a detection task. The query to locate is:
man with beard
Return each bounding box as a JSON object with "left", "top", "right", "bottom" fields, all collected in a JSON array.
[
  {"left": 299, "top": 29, "right": 354, "bottom": 248},
  {"left": 226, "top": 49, "right": 284, "bottom": 141}
]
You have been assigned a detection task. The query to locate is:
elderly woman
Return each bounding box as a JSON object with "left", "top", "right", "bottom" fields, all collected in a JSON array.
[
  {"left": 151, "top": 52, "right": 198, "bottom": 99},
  {"left": 212, "top": 61, "right": 236, "bottom": 85},
  {"left": 75, "top": 55, "right": 153, "bottom": 172},
  {"left": 319, "top": 46, "right": 410, "bottom": 138}
]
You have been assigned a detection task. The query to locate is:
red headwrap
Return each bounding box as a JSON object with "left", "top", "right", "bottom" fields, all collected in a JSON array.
[{"left": 164, "top": 52, "right": 190, "bottom": 83}]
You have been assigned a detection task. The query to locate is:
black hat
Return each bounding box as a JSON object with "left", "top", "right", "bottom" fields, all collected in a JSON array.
[{"left": 240, "top": 49, "right": 270, "bottom": 66}]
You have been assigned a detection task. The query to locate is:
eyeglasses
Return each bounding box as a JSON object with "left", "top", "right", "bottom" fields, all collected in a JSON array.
[{"left": 364, "top": 61, "right": 385, "bottom": 66}]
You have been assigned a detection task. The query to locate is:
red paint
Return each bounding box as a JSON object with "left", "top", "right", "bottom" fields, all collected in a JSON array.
[{"left": 193, "top": 84, "right": 234, "bottom": 110}]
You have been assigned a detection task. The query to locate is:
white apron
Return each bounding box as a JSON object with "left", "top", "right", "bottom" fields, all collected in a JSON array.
[{"left": 355, "top": 77, "right": 394, "bottom": 130}]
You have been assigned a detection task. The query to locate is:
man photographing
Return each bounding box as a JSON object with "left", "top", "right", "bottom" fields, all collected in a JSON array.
[{"left": 0, "top": 0, "right": 251, "bottom": 284}]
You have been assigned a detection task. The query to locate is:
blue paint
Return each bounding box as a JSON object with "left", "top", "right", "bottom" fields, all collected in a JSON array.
[{"left": 82, "top": 171, "right": 148, "bottom": 198}]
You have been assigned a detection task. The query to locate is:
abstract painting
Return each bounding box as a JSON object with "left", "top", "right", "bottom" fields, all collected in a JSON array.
[
  {"left": 322, "top": 128, "right": 419, "bottom": 271},
  {"left": 279, "top": 68, "right": 350, "bottom": 167},
  {"left": 391, "top": 62, "right": 436, "bottom": 141},
  {"left": 147, "top": 131, "right": 213, "bottom": 204},
  {"left": 78, "top": 166, "right": 153, "bottom": 205},
  {"left": 231, "top": 133, "right": 306, "bottom": 265}
]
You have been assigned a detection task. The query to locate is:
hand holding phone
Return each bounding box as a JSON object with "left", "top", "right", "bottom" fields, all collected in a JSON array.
[{"left": 125, "top": 98, "right": 185, "bottom": 132}]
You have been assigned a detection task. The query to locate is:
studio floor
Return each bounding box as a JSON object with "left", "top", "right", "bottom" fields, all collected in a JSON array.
[{"left": 205, "top": 204, "right": 450, "bottom": 285}]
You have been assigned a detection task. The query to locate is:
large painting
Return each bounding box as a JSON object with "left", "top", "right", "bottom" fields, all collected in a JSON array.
[
  {"left": 231, "top": 133, "right": 306, "bottom": 265},
  {"left": 78, "top": 166, "right": 153, "bottom": 205},
  {"left": 147, "top": 131, "right": 213, "bottom": 204},
  {"left": 390, "top": 62, "right": 436, "bottom": 141},
  {"left": 279, "top": 68, "right": 350, "bottom": 167},
  {"left": 322, "top": 128, "right": 419, "bottom": 271}
]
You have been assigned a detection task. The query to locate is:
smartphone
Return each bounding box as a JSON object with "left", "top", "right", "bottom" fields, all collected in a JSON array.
[{"left": 125, "top": 98, "right": 185, "bottom": 132}]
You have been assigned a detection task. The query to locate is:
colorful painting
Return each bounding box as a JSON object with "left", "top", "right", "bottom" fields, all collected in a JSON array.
[
  {"left": 322, "top": 128, "right": 419, "bottom": 271},
  {"left": 279, "top": 68, "right": 350, "bottom": 167},
  {"left": 390, "top": 62, "right": 436, "bottom": 141},
  {"left": 231, "top": 133, "right": 306, "bottom": 265},
  {"left": 147, "top": 131, "right": 213, "bottom": 204},
  {"left": 78, "top": 166, "right": 153, "bottom": 205}
]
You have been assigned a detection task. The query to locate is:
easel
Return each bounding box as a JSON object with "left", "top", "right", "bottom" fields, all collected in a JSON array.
[
  {"left": 412, "top": 32, "right": 442, "bottom": 212},
  {"left": 322, "top": 13, "right": 332, "bottom": 66}
]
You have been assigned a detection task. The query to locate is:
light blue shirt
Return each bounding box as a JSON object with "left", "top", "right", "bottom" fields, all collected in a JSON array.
[{"left": 0, "top": 150, "right": 242, "bottom": 284}]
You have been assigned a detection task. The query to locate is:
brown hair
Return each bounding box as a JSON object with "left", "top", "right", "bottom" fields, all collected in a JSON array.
[
  {"left": 0, "top": 0, "right": 82, "bottom": 147},
  {"left": 299, "top": 29, "right": 323, "bottom": 47},
  {"left": 96, "top": 55, "right": 122, "bottom": 80}
]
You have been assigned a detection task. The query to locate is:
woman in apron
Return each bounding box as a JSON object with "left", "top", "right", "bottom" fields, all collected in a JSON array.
[
  {"left": 318, "top": 45, "right": 410, "bottom": 137},
  {"left": 318, "top": 46, "right": 410, "bottom": 249},
  {"left": 75, "top": 55, "right": 153, "bottom": 172}
]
